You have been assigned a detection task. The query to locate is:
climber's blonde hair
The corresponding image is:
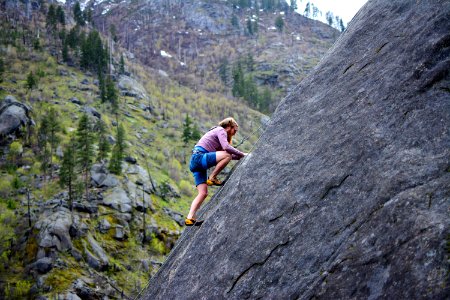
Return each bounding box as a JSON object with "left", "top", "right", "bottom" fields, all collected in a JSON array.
[{"left": 218, "top": 117, "right": 238, "bottom": 144}]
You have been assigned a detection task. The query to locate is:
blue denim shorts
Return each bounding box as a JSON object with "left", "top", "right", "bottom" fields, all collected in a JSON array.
[{"left": 189, "top": 146, "right": 217, "bottom": 186}]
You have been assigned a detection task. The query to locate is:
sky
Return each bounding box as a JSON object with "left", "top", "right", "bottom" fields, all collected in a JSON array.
[{"left": 296, "top": 0, "right": 369, "bottom": 26}]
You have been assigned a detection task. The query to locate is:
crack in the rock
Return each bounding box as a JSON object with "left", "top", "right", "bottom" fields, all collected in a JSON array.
[
  {"left": 343, "top": 63, "right": 354, "bottom": 74},
  {"left": 227, "top": 240, "right": 290, "bottom": 294},
  {"left": 320, "top": 174, "right": 352, "bottom": 200},
  {"left": 375, "top": 42, "right": 389, "bottom": 53}
]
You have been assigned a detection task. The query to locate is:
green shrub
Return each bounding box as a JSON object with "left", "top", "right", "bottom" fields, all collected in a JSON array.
[
  {"left": 179, "top": 180, "right": 193, "bottom": 197},
  {"left": 6, "top": 199, "right": 16, "bottom": 210}
]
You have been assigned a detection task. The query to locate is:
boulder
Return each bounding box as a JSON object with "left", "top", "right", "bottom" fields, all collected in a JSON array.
[
  {"left": 82, "top": 106, "right": 101, "bottom": 119},
  {"left": 98, "top": 218, "right": 111, "bottom": 233},
  {"left": 118, "top": 75, "right": 150, "bottom": 100},
  {"left": 35, "top": 209, "right": 73, "bottom": 252},
  {"left": 142, "top": 1, "right": 450, "bottom": 299},
  {"left": 102, "top": 187, "right": 132, "bottom": 213},
  {"left": 91, "top": 164, "right": 119, "bottom": 188},
  {"left": 0, "top": 95, "right": 33, "bottom": 138},
  {"left": 86, "top": 234, "right": 109, "bottom": 267},
  {"left": 29, "top": 257, "right": 53, "bottom": 274}
]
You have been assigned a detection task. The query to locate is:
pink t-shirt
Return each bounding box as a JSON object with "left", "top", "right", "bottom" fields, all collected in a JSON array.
[{"left": 196, "top": 127, "right": 244, "bottom": 159}]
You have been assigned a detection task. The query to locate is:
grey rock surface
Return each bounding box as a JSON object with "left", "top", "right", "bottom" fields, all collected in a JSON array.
[
  {"left": 35, "top": 209, "right": 73, "bottom": 252},
  {"left": 143, "top": 1, "right": 450, "bottom": 299},
  {"left": 102, "top": 187, "right": 132, "bottom": 213},
  {"left": 0, "top": 95, "right": 33, "bottom": 138}
]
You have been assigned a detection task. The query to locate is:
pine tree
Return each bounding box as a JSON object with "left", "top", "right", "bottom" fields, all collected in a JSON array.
[
  {"left": 304, "top": 2, "right": 311, "bottom": 18},
  {"left": 73, "top": 2, "right": 85, "bottom": 27},
  {"left": 243, "top": 74, "right": 259, "bottom": 108},
  {"left": 182, "top": 114, "right": 193, "bottom": 146},
  {"left": 275, "top": 16, "right": 284, "bottom": 32},
  {"left": 46, "top": 4, "right": 57, "bottom": 32},
  {"left": 96, "top": 120, "right": 111, "bottom": 162},
  {"left": 219, "top": 57, "right": 229, "bottom": 85},
  {"left": 56, "top": 6, "right": 65, "bottom": 26},
  {"left": 231, "top": 14, "right": 239, "bottom": 29},
  {"left": 246, "top": 18, "right": 253, "bottom": 36},
  {"left": 106, "top": 76, "right": 118, "bottom": 112},
  {"left": 232, "top": 61, "right": 245, "bottom": 97},
  {"left": 62, "top": 41, "right": 69, "bottom": 62},
  {"left": 326, "top": 11, "right": 334, "bottom": 27},
  {"left": 25, "top": 71, "right": 38, "bottom": 92},
  {"left": 290, "top": 0, "right": 297, "bottom": 12},
  {"left": 246, "top": 53, "right": 254, "bottom": 72},
  {"left": 339, "top": 19, "right": 346, "bottom": 32},
  {"left": 98, "top": 71, "right": 107, "bottom": 103},
  {"left": 38, "top": 116, "right": 50, "bottom": 180},
  {"left": 119, "top": 54, "right": 125, "bottom": 74},
  {"left": 108, "top": 124, "right": 126, "bottom": 175},
  {"left": 60, "top": 139, "right": 76, "bottom": 210},
  {"left": 75, "top": 114, "right": 95, "bottom": 201},
  {"left": 66, "top": 27, "right": 79, "bottom": 49},
  {"left": 47, "top": 108, "right": 61, "bottom": 179}
]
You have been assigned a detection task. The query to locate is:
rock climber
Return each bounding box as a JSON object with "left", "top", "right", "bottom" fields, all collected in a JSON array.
[{"left": 185, "top": 117, "right": 247, "bottom": 226}]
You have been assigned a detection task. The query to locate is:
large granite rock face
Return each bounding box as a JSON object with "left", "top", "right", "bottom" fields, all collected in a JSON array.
[{"left": 143, "top": 1, "right": 450, "bottom": 299}]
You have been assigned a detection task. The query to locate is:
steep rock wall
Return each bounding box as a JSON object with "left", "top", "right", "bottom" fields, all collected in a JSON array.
[{"left": 143, "top": 0, "right": 450, "bottom": 299}]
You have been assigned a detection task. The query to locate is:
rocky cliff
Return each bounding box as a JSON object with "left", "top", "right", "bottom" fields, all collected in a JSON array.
[{"left": 142, "top": 0, "right": 450, "bottom": 298}]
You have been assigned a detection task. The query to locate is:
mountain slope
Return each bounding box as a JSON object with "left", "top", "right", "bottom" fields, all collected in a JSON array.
[
  {"left": 142, "top": 0, "right": 450, "bottom": 298},
  {"left": 89, "top": 0, "right": 338, "bottom": 111}
]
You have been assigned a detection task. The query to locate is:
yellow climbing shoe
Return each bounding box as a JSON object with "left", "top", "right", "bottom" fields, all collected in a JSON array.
[
  {"left": 185, "top": 218, "right": 196, "bottom": 226},
  {"left": 206, "top": 177, "right": 222, "bottom": 186},
  {"left": 184, "top": 218, "right": 204, "bottom": 226}
]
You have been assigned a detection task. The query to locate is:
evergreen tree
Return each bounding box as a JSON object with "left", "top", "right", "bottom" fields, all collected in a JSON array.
[
  {"left": 56, "top": 6, "right": 65, "bottom": 26},
  {"left": 66, "top": 26, "right": 79, "bottom": 49},
  {"left": 98, "top": 72, "right": 107, "bottom": 103},
  {"left": 38, "top": 116, "right": 50, "bottom": 180},
  {"left": 106, "top": 76, "right": 118, "bottom": 112},
  {"left": 246, "top": 53, "right": 254, "bottom": 72},
  {"left": 73, "top": 2, "right": 85, "bottom": 26},
  {"left": 62, "top": 41, "right": 69, "bottom": 62},
  {"left": 275, "top": 16, "right": 284, "bottom": 32},
  {"left": 59, "top": 139, "right": 76, "bottom": 210},
  {"left": 246, "top": 18, "right": 253, "bottom": 36},
  {"left": 96, "top": 120, "right": 110, "bottom": 162},
  {"left": 231, "top": 14, "right": 239, "bottom": 29},
  {"left": 25, "top": 71, "right": 38, "bottom": 92},
  {"left": 290, "top": 0, "right": 297, "bottom": 12},
  {"left": 46, "top": 4, "right": 57, "bottom": 31},
  {"left": 182, "top": 114, "right": 193, "bottom": 146},
  {"left": 339, "top": 18, "right": 346, "bottom": 32},
  {"left": 232, "top": 60, "right": 245, "bottom": 97},
  {"left": 108, "top": 124, "right": 126, "bottom": 175},
  {"left": 243, "top": 74, "right": 259, "bottom": 107},
  {"left": 75, "top": 114, "right": 95, "bottom": 201},
  {"left": 83, "top": 7, "right": 92, "bottom": 23},
  {"left": 326, "top": 11, "right": 334, "bottom": 26},
  {"left": 119, "top": 54, "right": 125, "bottom": 74},
  {"left": 219, "top": 57, "right": 229, "bottom": 85},
  {"left": 46, "top": 108, "right": 61, "bottom": 179},
  {"left": 304, "top": 2, "right": 311, "bottom": 18},
  {"left": 312, "top": 5, "right": 320, "bottom": 18}
]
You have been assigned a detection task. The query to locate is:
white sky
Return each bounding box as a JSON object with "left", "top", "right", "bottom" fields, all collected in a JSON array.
[{"left": 296, "top": 0, "right": 369, "bottom": 26}]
